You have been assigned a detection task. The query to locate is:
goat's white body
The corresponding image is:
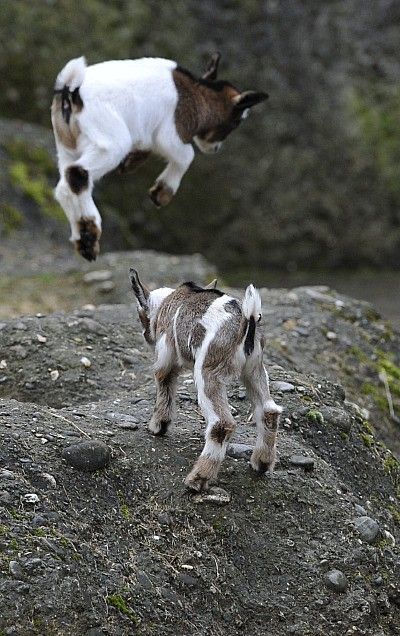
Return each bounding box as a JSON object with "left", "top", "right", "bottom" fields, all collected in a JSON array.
[{"left": 76, "top": 58, "right": 179, "bottom": 155}]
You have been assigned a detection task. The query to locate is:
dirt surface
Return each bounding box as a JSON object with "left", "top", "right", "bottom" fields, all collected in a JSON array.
[{"left": 0, "top": 254, "right": 399, "bottom": 635}]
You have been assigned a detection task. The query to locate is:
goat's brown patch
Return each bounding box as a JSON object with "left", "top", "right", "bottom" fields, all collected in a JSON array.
[
  {"left": 66, "top": 165, "right": 89, "bottom": 194},
  {"left": 210, "top": 421, "right": 234, "bottom": 444},
  {"left": 172, "top": 67, "right": 240, "bottom": 144},
  {"left": 75, "top": 218, "right": 101, "bottom": 262},
  {"left": 265, "top": 411, "right": 280, "bottom": 431},
  {"left": 118, "top": 150, "right": 150, "bottom": 174},
  {"left": 149, "top": 181, "right": 174, "bottom": 207},
  {"left": 51, "top": 95, "right": 81, "bottom": 150}
]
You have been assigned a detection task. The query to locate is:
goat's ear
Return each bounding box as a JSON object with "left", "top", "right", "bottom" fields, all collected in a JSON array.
[
  {"left": 202, "top": 52, "right": 221, "bottom": 81},
  {"left": 205, "top": 278, "right": 218, "bottom": 289},
  {"left": 233, "top": 90, "right": 269, "bottom": 111},
  {"left": 129, "top": 268, "right": 149, "bottom": 309}
]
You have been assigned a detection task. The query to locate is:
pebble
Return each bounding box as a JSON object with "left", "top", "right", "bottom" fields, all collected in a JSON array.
[
  {"left": 354, "top": 504, "right": 367, "bottom": 516},
  {"left": 289, "top": 455, "right": 315, "bottom": 471},
  {"left": 50, "top": 370, "right": 59, "bottom": 382},
  {"left": 271, "top": 381, "right": 295, "bottom": 393},
  {"left": 0, "top": 490, "right": 12, "bottom": 503},
  {"left": 136, "top": 571, "right": 152, "bottom": 590},
  {"left": 9, "top": 561, "right": 24, "bottom": 579},
  {"left": 22, "top": 493, "right": 39, "bottom": 504},
  {"left": 36, "top": 334, "right": 47, "bottom": 343},
  {"left": 98, "top": 281, "right": 115, "bottom": 293},
  {"left": 227, "top": 443, "right": 253, "bottom": 460},
  {"left": 177, "top": 573, "right": 198, "bottom": 587},
  {"left": 80, "top": 356, "right": 92, "bottom": 368},
  {"left": 319, "top": 406, "right": 352, "bottom": 433},
  {"left": 0, "top": 359, "right": 7, "bottom": 369},
  {"left": 193, "top": 487, "right": 231, "bottom": 505},
  {"left": 353, "top": 516, "right": 380, "bottom": 544},
  {"left": 324, "top": 569, "right": 348, "bottom": 593},
  {"left": 83, "top": 270, "right": 112, "bottom": 284},
  {"left": 62, "top": 440, "right": 111, "bottom": 472},
  {"left": 326, "top": 331, "right": 337, "bottom": 340}
]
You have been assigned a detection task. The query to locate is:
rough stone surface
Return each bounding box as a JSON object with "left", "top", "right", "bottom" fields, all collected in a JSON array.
[
  {"left": 289, "top": 455, "right": 315, "bottom": 471},
  {"left": 0, "top": 253, "right": 398, "bottom": 636},
  {"left": 61, "top": 440, "right": 111, "bottom": 472},
  {"left": 353, "top": 516, "right": 380, "bottom": 544},
  {"left": 325, "top": 570, "right": 348, "bottom": 593}
]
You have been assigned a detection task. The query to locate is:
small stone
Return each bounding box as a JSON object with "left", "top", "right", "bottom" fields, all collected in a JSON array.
[
  {"left": 271, "top": 381, "right": 295, "bottom": 393},
  {"left": 354, "top": 504, "right": 367, "bottom": 516},
  {"left": 41, "top": 472, "right": 57, "bottom": 487},
  {"left": 36, "top": 334, "right": 47, "bottom": 343},
  {"left": 382, "top": 529, "right": 395, "bottom": 546},
  {"left": 193, "top": 487, "right": 231, "bottom": 505},
  {"left": 62, "top": 440, "right": 111, "bottom": 472},
  {"left": 319, "top": 406, "right": 352, "bottom": 433},
  {"left": 31, "top": 514, "right": 48, "bottom": 527},
  {"left": 324, "top": 569, "right": 348, "bottom": 593},
  {"left": 326, "top": 331, "right": 337, "bottom": 340},
  {"left": 80, "top": 356, "right": 92, "bottom": 368},
  {"left": 0, "top": 490, "right": 12, "bottom": 503},
  {"left": 136, "top": 571, "right": 152, "bottom": 589},
  {"left": 177, "top": 573, "right": 198, "bottom": 587},
  {"left": 83, "top": 270, "right": 112, "bottom": 284},
  {"left": 22, "top": 493, "right": 40, "bottom": 504},
  {"left": 0, "top": 359, "right": 7, "bottom": 369},
  {"left": 98, "top": 281, "right": 115, "bottom": 293},
  {"left": 227, "top": 443, "right": 253, "bottom": 460},
  {"left": 353, "top": 516, "right": 380, "bottom": 544},
  {"left": 50, "top": 370, "right": 59, "bottom": 382},
  {"left": 9, "top": 561, "right": 24, "bottom": 579},
  {"left": 289, "top": 455, "right": 315, "bottom": 471}
]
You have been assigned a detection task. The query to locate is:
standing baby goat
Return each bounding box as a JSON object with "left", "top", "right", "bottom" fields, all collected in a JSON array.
[
  {"left": 130, "top": 269, "right": 282, "bottom": 491},
  {"left": 51, "top": 53, "right": 268, "bottom": 261}
]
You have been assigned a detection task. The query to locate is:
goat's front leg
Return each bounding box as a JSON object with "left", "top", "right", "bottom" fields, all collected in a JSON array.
[
  {"left": 185, "top": 367, "right": 235, "bottom": 491},
  {"left": 149, "top": 142, "right": 194, "bottom": 208},
  {"left": 242, "top": 358, "right": 282, "bottom": 474}
]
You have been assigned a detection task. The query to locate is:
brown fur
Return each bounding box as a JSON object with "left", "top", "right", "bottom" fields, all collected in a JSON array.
[
  {"left": 51, "top": 95, "right": 81, "bottom": 150},
  {"left": 118, "top": 150, "right": 151, "bottom": 174},
  {"left": 172, "top": 68, "right": 240, "bottom": 144},
  {"left": 184, "top": 456, "right": 220, "bottom": 491},
  {"left": 210, "top": 420, "right": 235, "bottom": 444},
  {"left": 148, "top": 181, "right": 174, "bottom": 208},
  {"left": 75, "top": 218, "right": 101, "bottom": 262}
]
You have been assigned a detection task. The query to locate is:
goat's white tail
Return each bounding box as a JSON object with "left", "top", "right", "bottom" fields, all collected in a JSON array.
[
  {"left": 54, "top": 56, "right": 87, "bottom": 91},
  {"left": 242, "top": 284, "right": 262, "bottom": 356},
  {"left": 242, "top": 284, "right": 261, "bottom": 321}
]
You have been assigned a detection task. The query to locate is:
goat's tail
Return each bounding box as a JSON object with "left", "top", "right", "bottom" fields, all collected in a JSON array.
[
  {"left": 241, "top": 284, "right": 262, "bottom": 356},
  {"left": 53, "top": 57, "right": 86, "bottom": 125}
]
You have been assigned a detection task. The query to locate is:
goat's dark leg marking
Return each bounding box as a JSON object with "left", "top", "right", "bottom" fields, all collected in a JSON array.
[
  {"left": 118, "top": 150, "right": 151, "bottom": 174},
  {"left": 66, "top": 165, "right": 89, "bottom": 194},
  {"left": 185, "top": 369, "right": 235, "bottom": 491},
  {"left": 75, "top": 218, "right": 101, "bottom": 262},
  {"left": 148, "top": 181, "right": 174, "bottom": 208},
  {"left": 149, "top": 366, "right": 180, "bottom": 436}
]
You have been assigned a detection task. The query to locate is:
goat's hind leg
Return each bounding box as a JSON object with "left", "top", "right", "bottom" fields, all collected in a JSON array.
[
  {"left": 149, "top": 336, "right": 180, "bottom": 436},
  {"left": 185, "top": 368, "right": 235, "bottom": 491},
  {"left": 242, "top": 359, "right": 282, "bottom": 474}
]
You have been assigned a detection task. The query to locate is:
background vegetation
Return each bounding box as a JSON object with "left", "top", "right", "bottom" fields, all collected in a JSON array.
[{"left": 1, "top": 0, "right": 400, "bottom": 274}]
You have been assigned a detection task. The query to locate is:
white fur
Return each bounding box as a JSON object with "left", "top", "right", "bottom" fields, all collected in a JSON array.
[
  {"left": 154, "top": 334, "right": 172, "bottom": 372},
  {"left": 194, "top": 295, "right": 232, "bottom": 428},
  {"left": 148, "top": 287, "right": 174, "bottom": 340},
  {"left": 53, "top": 57, "right": 195, "bottom": 243},
  {"left": 55, "top": 56, "right": 87, "bottom": 91},
  {"left": 172, "top": 306, "right": 184, "bottom": 366},
  {"left": 242, "top": 284, "right": 262, "bottom": 321}
]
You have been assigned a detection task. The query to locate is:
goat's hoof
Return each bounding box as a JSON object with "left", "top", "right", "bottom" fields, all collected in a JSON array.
[
  {"left": 185, "top": 473, "right": 209, "bottom": 492},
  {"left": 250, "top": 449, "right": 276, "bottom": 474},
  {"left": 149, "top": 181, "right": 174, "bottom": 208},
  {"left": 148, "top": 418, "right": 170, "bottom": 436},
  {"left": 75, "top": 218, "right": 101, "bottom": 262}
]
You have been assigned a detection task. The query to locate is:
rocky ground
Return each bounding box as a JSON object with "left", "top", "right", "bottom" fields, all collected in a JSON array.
[{"left": 0, "top": 251, "right": 399, "bottom": 635}]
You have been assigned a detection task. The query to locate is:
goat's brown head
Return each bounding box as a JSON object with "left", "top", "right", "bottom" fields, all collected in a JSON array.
[{"left": 193, "top": 53, "right": 269, "bottom": 154}]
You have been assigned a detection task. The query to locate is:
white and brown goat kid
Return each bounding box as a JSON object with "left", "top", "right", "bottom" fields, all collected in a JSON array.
[
  {"left": 130, "top": 270, "right": 282, "bottom": 491},
  {"left": 51, "top": 53, "right": 268, "bottom": 261}
]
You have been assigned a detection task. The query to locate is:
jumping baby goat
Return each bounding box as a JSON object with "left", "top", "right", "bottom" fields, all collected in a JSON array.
[
  {"left": 130, "top": 269, "right": 282, "bottom": 491},
  {"left": 51, "top": 53, "right": 268, "bottom": 261}
]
